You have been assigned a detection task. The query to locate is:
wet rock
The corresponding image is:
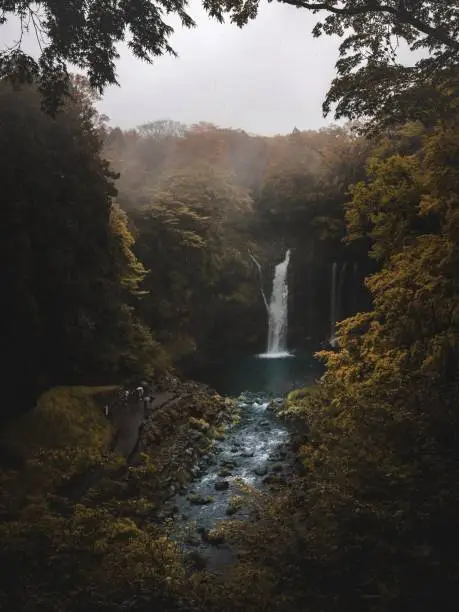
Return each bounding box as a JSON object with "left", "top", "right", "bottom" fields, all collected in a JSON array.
[
  {"left": 271, "top": 464, "right": 283, "bottom": 473},
  {"left": 260, "top": 420, "right": 270, "bottom": 427},
  {"left": 214, "top": 480, "right": 229, "bottom": 491},
  {"left": 240, "top": 449, "right": 254, "bottom": 458},
  {"left": 262, "top": 475, "right": 286, "bottom": 486},
  {"left": 254, "top": 465, "right": 268, "bottom": 477},
  {"left": 184, "top": 533, "right": 201, "bottom": 546},
  {"left": 218, "top": 467, "right": 232, "bottom": 477},
  {"left": 186, "top": 551, "right": 207, "bottom": 571},
  {"left": 221, "top": 459, "right": 238, "bottom": 468}
]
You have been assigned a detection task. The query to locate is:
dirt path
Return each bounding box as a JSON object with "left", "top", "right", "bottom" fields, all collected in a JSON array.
[{"left": 112, "top": 391, "right": 177, "bottom": 458}]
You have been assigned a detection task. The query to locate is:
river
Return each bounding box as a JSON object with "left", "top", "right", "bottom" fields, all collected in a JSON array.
[{"left": 168, "top": 352, "right": 319, "bottom": 571}]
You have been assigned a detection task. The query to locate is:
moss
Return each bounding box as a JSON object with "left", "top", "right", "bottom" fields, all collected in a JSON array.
[
  {"left": 205, "top": 527, "right": 225, "bottom": 545},
  {"left": 189, "top": 417, "right": 210, "bottom": 432},
  {"left": 187, "top": 493, "right": 214, "bottom": 505},
  {"left": 226, "top": 495, "right": 244, "bottom": 516},
  {"left": 280, "top": 384, "right": 320, "bottom": 419},
  {"left": 0, "top": 386, "right": 115, "bottom": 496},
  {"left": 1, "top": 386, "right": 116, "bottom": 458}
]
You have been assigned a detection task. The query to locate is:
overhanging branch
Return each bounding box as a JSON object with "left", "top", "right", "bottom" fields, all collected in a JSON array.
[{"left": 278, "top": 1, "right": 459, "bottom": 51}]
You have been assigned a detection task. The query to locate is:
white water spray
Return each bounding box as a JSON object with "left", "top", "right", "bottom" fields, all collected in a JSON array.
[{"left": 260, "top": 249, "right": 291, "bottom": 358}]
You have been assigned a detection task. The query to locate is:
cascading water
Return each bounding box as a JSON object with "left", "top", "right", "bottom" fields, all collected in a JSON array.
[{"left": 260, "top": 249, "right": 291, "bottom": 358}]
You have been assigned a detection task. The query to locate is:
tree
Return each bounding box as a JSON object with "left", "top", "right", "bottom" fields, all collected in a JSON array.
[
  {"left": 272, "top": 0, "right": 459, "bottom": 130},
  {"left": 210, "top": 0, "right": 459, "bottom": 132},
  {"left": 0, "top": 82, "right": 160, "bottom": 418},
  {"left": 130, "top": 168, "right": 262, "bottom": 362}
]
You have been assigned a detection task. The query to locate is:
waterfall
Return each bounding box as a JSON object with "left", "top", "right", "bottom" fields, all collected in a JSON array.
[
  {"left": 262, "top": 249, "right": 291, "bottom": 357},
  {"left": 330, "top": 262, "right": 338, "bottom": 343},
  {"left": 248, "top": 252, "right": 269, "bottom": 313}
]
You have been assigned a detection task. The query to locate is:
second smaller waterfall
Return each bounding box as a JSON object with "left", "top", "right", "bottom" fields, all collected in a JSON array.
[{"left": 260, "top": 249, "right": 291, "bottom": 358}]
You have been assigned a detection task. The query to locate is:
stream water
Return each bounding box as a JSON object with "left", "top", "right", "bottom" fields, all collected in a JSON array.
[{"left": 171, "top": 353, "right": 319, "bottom": 571}]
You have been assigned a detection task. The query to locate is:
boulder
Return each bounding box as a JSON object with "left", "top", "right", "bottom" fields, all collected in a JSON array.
[
  {"left": 254, "top": 465, "right": 268, "bottom": 477},
  {"left": 214, "top": 480, "right": 229, "bottom": 491}
]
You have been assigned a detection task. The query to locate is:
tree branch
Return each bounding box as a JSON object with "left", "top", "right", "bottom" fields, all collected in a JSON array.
[{"left": 279, "top": 1, "right": 459, "bottom": 51}]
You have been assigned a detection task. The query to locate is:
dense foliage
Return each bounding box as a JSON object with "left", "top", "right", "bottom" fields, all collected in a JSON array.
[
  {"left": 104, "top": 120, "right": 372, "bottom": 357},
  {"left": 2, "top": 0, "right": 459, "bottom": 610},
  {"left": 209, "top": 115, "right": 459, "bottom": 612},
  {"left": 0, "top": 82, "right": 163, "bottom": 417}
]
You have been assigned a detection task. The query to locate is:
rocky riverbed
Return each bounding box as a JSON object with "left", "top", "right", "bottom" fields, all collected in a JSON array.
[{"left": 161, "top": 391, "right": 298, "bottom": 572}]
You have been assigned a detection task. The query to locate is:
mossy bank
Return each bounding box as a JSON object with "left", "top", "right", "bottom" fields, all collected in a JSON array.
[{"left": 0, "top": 378, "right": 236, "bottom": 611}]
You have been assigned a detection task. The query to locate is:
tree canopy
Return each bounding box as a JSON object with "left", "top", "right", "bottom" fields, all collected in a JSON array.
[{"left": 0, "top": 81, "right": 162, "bottom": 416}]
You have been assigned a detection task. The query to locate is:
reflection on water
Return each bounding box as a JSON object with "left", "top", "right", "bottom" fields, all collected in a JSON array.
[{"left": 190, "top": 352, "right": 321, "bottom": 397}]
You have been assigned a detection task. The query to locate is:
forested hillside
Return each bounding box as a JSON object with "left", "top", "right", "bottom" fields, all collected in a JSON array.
[
  {"left": 103, "top": 119, "right": 373, "bottom": 365},
  {"left": 1, "top": 1, "right": 459, "bottom": 611}
]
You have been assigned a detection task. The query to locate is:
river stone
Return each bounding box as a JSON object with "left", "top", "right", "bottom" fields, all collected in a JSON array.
[
  {"left": 218, "top": 467, "right": 232, "bottom": 477},
  {"left": 254, "top": 465, "right": 268, "bottom": 476},
  {"left": 240, "top": 449, "right": 254, "bottom": 458},
  {"left": 271, "top": 464, "right": 283, "bottom": 473},
  {"left": 214, "top": 480, "right": 229, "bottom": 491}
]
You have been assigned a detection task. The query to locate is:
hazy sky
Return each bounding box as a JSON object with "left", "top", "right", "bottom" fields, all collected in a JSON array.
[
  {"left": 1, "top": 2, "right": 421, "bottom": 136},
  {"left": 99, "top": 2, "right": 341, "bottom": 135}
]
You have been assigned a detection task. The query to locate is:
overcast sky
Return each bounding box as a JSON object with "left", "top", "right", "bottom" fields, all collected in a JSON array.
[
  {"left": 98, "top": 2, "right": 341, "bottom": 135},
  {"left": 1, "top": 2, "right": 422, "bottom": 137}
]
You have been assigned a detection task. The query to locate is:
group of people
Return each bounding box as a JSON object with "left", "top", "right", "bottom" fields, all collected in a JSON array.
[
  {"left": 133, "top": 381, "right": 154, "bottom": 410},
  {"left": 104, "top": 382, "right": 155, "bottom": 419}
]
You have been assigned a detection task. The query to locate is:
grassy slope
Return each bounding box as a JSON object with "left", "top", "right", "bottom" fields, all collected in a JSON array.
[{"left": 0, "top": 386, "right": 117, "bottom": 498}]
